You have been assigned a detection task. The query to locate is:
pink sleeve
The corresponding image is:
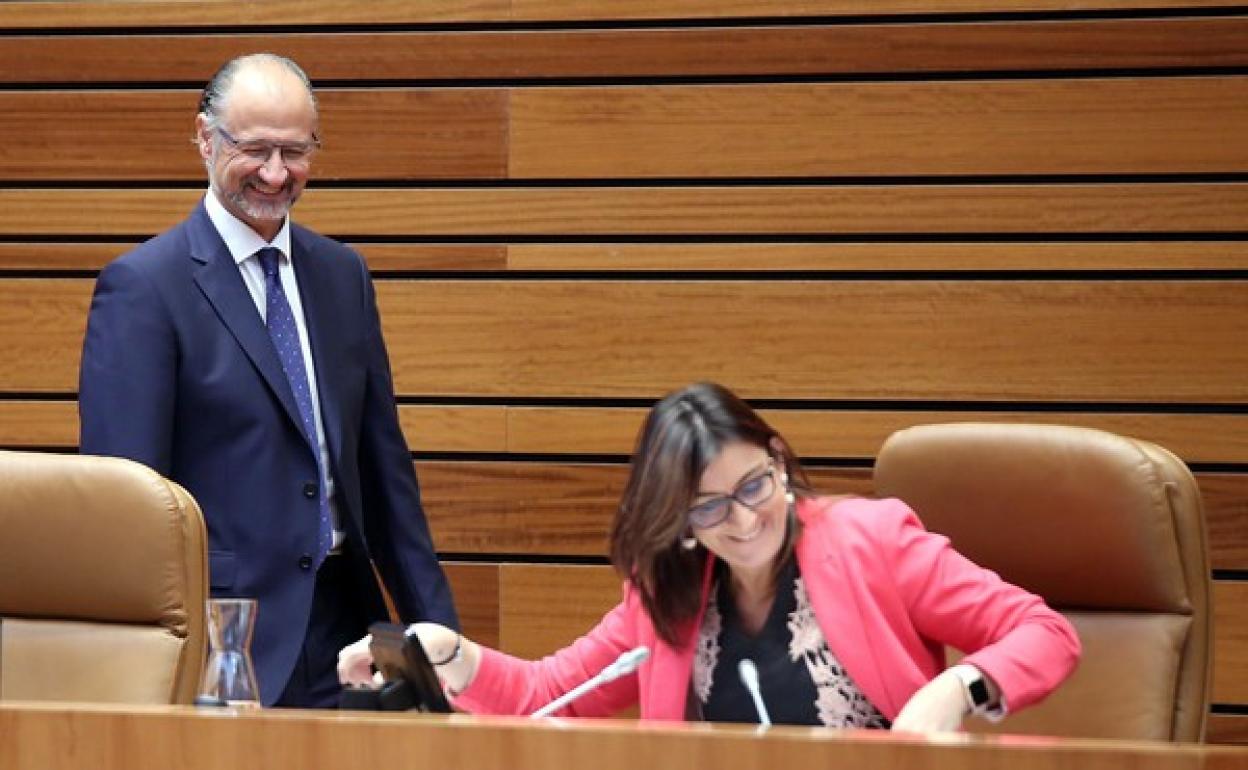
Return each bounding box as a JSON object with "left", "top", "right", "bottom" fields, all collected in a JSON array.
[
  {"left": 451, "top": 588, "right": 643, "bottom": 718},
  {"left": 882, "top": 499, "right": 1081, "bottom": 712}
]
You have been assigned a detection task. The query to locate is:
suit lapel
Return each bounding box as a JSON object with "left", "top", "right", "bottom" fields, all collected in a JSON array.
[
  {"left": 288, "top": 228, "right": 345, "bottom": 472},
  {"left": 186, "top": 204, "right": 308, "bottom": 440},
  {"left": 796, "top": 499, "right": 901, "bottom": 718}
]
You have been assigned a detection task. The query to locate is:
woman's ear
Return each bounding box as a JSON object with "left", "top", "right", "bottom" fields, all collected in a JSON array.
[{"left": 768, "top": 436, "right": 786, "bottom": 460}]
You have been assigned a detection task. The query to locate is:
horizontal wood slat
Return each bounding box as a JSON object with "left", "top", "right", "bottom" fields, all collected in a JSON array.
[
  {"left": 6, "top": 279, "right": 1246, "bottom": 402},
  {"left": 4, "top": 79, "right": 1245, "bottom": 179},
  {"left": 6, "top": 242, "right": 1248, "bottom": 273},
  {"left": 5, "top": 185, "right": 1248, "bottom": 237},
  {"left": 499, "top": 564, "right": 625, "bottom": 659},
  {"left": 503, "top": 242, "right": 1248, "bottom": 272},
  {"left": 440, "top": 561, "right": 1248, "bottom": 718},
  {"left": 502, "top": 407, "right": 1248, "bottom": 464},
  {"left": 506, "top": 0, "right": 1243, "bottom": 22},
  {"left": 5, "top": 400, "right": 1245, "bottom": 465},
  {"left": 3, "top": 409, "right": 1243, "bottom": 568},
  {"left": 443, "top": 562, "right": 502, "bottom": 650},
  {"left": 0, "top": 243, "right": 511, "bottom": 272},
  {"left": 3, "top": 19, "right": 1246, "bottom": 83},
  {"left": 376, "top": 280, "right": 1248, "bottom": 402},
  {"left": 1212, "top": 581, "right": 1248, "bottom": 705},
  {"left": 0, "top": 0, "right": 1235, "bottom": 27},
  {"left": 421, "top": 461, "right": 1248, "bottom": 571},
  {"left": 1209, "top": 714, "right": 1248, "bottom": 745},
  {"left": 0, "top": 90, "right": 507, "bottom": 181},
  {"left": 421, "top": 463, "right": 872, "bottom": 556},
  {"left": 510, "top": 78, "right": 1248, "bottom": 178}
]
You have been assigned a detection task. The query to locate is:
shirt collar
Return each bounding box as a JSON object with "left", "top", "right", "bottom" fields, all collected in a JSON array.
[{"left": 203, "top": 187, "right": 293, "bottom": 266}]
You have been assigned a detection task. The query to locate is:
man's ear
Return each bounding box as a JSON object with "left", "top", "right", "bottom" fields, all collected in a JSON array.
[{"left": 193, "top": 115, "right": 213, "bottom": 162}]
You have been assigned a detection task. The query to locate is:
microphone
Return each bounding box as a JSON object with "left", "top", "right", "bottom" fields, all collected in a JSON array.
[
  {"left": 531, "top": 646, "right": 650, "bottom": 719},
  {"left": 738, "top": 658, "right": 771, "bottom": 726}
]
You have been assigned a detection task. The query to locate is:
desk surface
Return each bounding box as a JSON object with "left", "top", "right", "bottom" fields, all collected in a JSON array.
[{"left": 2, "top": 702, "right": 1246, "bottom": 770}]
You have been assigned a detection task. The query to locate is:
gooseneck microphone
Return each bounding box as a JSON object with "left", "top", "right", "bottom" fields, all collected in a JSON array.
[
  {"left": 738, "top": 658, "right": 772, "bottom": 726},
  {"left": 531, "top": 646, "right": 651, "bottom": 719}
]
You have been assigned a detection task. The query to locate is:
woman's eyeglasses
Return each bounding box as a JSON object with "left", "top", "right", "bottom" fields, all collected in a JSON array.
[{"left": 686, "top": 460, "right": 779, "bottom": 530}]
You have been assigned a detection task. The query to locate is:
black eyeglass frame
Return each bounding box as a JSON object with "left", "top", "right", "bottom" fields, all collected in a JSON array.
[{"left": 685, "top": 459, "right": 781, "bottom": 530}]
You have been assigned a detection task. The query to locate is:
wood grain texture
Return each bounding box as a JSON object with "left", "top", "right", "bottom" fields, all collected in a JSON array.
[
  {"left": 442, "top": 562, "right": 501, "bottom": 649},
  {"left": 0, "top": 279, "right": 90, "bottom": 393},
  {"left": 507, "top": 0, "right": 1243, "bottom": 22},
  {"left": 7, "top": 278, "right": 1247, "bottom": 402},
  {"left": 6, "top": 185, "right": 1248, "bottom": 237},
  {"left": 504, "top": 407, "right": 1248, "bottom": 464},
  {"left": 396, "top": 406, "right": 508, "bottom": 453},
  {"left": 0, "top": 1, "right": 508, "bottom": 27},
  {"left": 1214, "top": 581, "right": 1248, "bottom": 705},
  {"left": 0, "top": 243, "right": 507, "bottom": 272},
  {"left": 480, "top": 564, "right": 1248, "bottom": 721},
  {"left": 511, "top": 78, "right": 1248, "bottom": 177},
  {"left": 5, "top": 403, "right": 1242, "bottom": 463},
  {"left": 0, "top": 703, "right": 1234, "bottom": 770},
  {"left": 421, "top": 463, "right": 871, "bottom": 556},
  {"left": 423, "top": 460, "right": 1248, "bottom": 569},
  {"left": 499, "top": 564, "right": 625, "bottom": 658},
  {"left": 0, "top": 89, "right": 507, "bottom": 180},
  {"left": 375, "top": 280, "right": 1248, "bottom": 402},
  {"left": 6, "top": 80, "right": 1244, "bottom": 179},
  {"left": 3, "top": 19, "right": 1245, "bottom": 82},
  {"left": 505, "top": 242, "right": 1248, "bottom": 272},
  {"left": 7, "top": 241, "right": 1247, "bottom": 273},
  {"left": 0, "top": 1, "right": 1236, "bottom": 26},
  {"left": 1208, "top": 714, "right": 1248, "bottom": 744},
  {"left": 0, "top": 402, "right": 79, "bottom": 447}
]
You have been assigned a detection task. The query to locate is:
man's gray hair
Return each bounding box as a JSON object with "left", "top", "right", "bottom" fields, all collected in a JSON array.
[{"left": 197, "top": 53, "right": 317, "bottom": 132}]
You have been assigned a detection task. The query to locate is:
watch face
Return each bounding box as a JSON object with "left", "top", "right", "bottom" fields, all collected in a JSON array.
[{"left": 968, "top": 675, "right": 991, "bottom": 707}]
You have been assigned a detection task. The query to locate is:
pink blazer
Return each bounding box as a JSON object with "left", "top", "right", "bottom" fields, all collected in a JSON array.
[{"left": 454, "top": 496, "right": 1081, "bottom": 721}]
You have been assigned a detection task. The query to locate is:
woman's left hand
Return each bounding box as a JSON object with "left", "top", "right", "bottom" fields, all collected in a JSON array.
[{"left": 890, "top": 669, "right": 969, "bottom": 734}]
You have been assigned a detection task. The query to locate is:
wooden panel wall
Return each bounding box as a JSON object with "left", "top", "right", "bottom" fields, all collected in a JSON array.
[{"left": 0, "top": 1, "right": 1244, "bottom": 742}]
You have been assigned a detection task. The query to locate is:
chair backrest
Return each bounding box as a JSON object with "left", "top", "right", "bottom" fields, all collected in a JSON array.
[
  {"left": 873, "top": 423, "right": 1210, "bottom": 742},
  {"left": 0, "top": 450, "right": 208, "bottom": 704}
]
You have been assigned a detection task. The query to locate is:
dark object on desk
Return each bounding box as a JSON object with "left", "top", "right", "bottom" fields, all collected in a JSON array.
[{"left": 340, "top": 622, "right": 453, "bottom": 713}]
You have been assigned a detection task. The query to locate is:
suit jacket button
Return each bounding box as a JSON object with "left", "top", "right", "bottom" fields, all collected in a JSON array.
[
  {"left": 298, "top": 555, "right": 314, "bottom": 570},
  {"left": 303, "top": 481, "right": 318, "bottom": 498}
]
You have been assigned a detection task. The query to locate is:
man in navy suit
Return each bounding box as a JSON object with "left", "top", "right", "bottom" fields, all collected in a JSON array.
[{"left": 79, "top": 53, "right": 458, "bottom": 707}]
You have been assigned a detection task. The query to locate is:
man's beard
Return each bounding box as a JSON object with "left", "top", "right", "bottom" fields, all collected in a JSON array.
[{"left": 225, "top": 180, "right": 300, "bottom": 221}]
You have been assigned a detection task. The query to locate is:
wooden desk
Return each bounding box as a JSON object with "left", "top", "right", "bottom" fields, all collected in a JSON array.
[{"left": 2, "top": 702, "right": 1246, "bottom": 770}]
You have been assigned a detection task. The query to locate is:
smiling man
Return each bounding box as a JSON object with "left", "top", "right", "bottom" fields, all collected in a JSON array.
[{"left": 78, "top": 53, "right": 459, "bottom": 708}]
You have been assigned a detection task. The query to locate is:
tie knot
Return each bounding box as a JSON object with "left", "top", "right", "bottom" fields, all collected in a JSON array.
[{"left": 255, "top": 247, "right": 282, "bottom": 278}]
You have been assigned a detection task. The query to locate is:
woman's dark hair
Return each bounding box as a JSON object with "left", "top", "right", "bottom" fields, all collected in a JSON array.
[{"left": 609, "top": 382, "right": 812, "bottom": 647}]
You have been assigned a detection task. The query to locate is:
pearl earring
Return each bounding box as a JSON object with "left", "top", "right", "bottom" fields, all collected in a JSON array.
[
  {"left": 782, "top": 472, "right": 795, "bottom": 505},
  {"left": 680, "top": 535, "right": 698, "bottom": 551}
]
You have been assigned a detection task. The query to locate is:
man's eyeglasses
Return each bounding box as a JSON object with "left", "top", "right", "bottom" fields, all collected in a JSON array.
[
  {"left": 686, "top": 460, "right": 779, "bottom": 530},
  {"left": 216, "top": 126, "right": 320, "bottom": 168}
]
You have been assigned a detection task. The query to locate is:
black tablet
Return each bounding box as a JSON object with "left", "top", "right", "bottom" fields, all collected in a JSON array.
[{"left": 366, "top": 622, "right": 454, "bottom": 713}]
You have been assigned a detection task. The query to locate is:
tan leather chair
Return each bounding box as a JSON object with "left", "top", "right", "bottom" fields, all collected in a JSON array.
[
  {"left": 0, "top": 450, "right": 208, "bottom": 704},
  {"left": 873, "top": 423, "right": 1211, "bottom": 742}
]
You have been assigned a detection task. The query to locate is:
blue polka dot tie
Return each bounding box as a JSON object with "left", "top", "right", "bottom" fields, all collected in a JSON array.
[{"left": 257, "top": 247, "right": 332, "bottom": 566}]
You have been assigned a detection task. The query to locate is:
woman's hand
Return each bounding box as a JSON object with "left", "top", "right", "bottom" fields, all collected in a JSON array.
[
  {"left": 337, "top": 634, "right": 381, "bottom": 687},
  {"left": 891, "top": 668, "right": 970, "bottom": 734}
]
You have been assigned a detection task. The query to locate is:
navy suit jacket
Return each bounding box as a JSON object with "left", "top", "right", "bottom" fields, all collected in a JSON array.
[{"left": 79, "top": 202, "right": 458, "bottom": 704}]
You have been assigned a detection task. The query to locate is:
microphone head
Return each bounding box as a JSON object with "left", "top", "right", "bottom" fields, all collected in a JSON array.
[
  {"left": 738, "top": 658, "right": 760, "bottom": 688},
  {"left": 601, "top": 646, "right": 650, "bottom": 681}
]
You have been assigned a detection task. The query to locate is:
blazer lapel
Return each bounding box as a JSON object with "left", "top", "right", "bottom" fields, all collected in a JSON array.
[
  {"left": 796, "top": 499, "right": 902, "bottom": 719},
  {"left": 186, "top": 204, "right": 307, "bottom": 439},
  {"left": 288, "top": 228, "right": 344, "bottom": 473}
]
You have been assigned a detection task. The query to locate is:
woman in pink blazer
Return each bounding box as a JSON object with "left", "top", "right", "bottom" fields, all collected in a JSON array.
[{"left": 340, "top": 382, "right": 1080, "bottom": 732}]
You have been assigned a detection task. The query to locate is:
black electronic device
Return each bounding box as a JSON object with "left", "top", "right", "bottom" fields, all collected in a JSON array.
[{"left": 341, "top": 622, "right": 453, "bottom": 713}]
